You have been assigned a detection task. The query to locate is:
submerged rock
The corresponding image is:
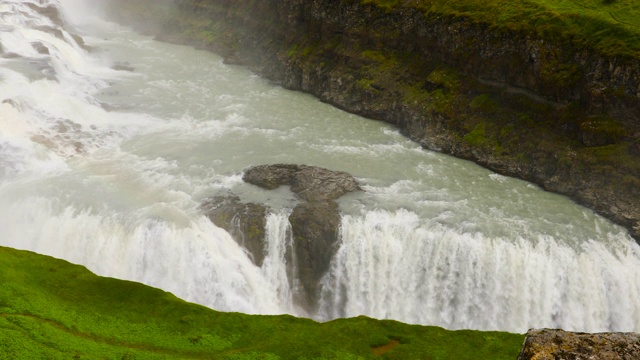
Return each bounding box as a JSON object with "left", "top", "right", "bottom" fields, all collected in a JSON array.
[
  {"left": 27, "top": 3, "right": 63, "bottom": 27},
  {"left": 200, "top": 195, "right": 267, "bottom": 267},
  {"left": 112, "top": 62, "right": 135, "bottom": 72},
  {"left": 517, "top": 328, "right": 640, "bottom": 360}
]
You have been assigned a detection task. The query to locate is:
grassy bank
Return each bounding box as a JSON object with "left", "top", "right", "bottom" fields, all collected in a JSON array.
[
  {"left": 0, "top": 246, "right": 523, "bottom": 359},
  {"left": 368, "top": 0, "right": 640, "bottom": 58}
]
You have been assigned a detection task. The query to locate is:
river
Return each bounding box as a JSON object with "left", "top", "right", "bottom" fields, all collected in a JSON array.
[{"left": 1, "top": 0, "right": 639, "bottom": 333}]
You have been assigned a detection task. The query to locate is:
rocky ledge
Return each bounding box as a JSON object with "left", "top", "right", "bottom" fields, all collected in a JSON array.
[
  {"left": 201, "top": 164, "right": 360, "bottom": 312},
  {"left": 518, "top": 329, "right": 640, "bottom": 360}
]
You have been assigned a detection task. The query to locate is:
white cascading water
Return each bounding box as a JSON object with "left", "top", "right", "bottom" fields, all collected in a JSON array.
[
  {"left": 0, "top": 0, "right": 291, "bottom": 315},
  {"left": 319, "top": 210, "right": 640, "bottom": 332},
  {"left": 1, "top": 0, "right": 640, "bottom": 334}
]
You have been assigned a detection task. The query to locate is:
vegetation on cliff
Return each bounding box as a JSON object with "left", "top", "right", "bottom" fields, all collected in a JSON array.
[
  {"left": 162, "top": 0, "right": 640, "bottom": 58},
  {"left": 368, "top": 0, "right": 640, "bottom": 58},
  {"left": 0, "top": 246, "right": 523, "bottom": 359}
]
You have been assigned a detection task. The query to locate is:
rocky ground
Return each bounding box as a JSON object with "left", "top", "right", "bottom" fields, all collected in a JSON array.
[{"left": 518, "top": 329, "right": 640, "bottom": 360}]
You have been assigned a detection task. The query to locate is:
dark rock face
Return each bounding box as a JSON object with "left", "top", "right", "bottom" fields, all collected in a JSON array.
[
  {"left": 517, "top": 329, "right": 640, "bottom": 360},
  {"left": 242, "top": 164, "right": 360, "bottom": 311},
  {"left": 200, "top": 195, "right": 267, "bottom": 267},
  {"left": 27, "top": 3, "right": 63, "bottom": 27},
  {"left": 242, "top": 164, "right": 300, "bottom": 190},
  {"left": 243, "top": 164, "right": 361, "bottom": 202},
  {"left": 199, "top": 165, "right": 360, "bottom": 311},
  {"left": 288, "top": 200, "right": 341, "bottom": 309}
]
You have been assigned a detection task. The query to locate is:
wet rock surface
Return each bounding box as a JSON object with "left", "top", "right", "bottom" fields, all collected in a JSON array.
[
  {"left": 288, "top": 200, "right": 341, "bottom": 309},
  {"left": 243, "top": 164, "right": 361, "bottom": 202},
  {"left": 200, "top": 165, "right": 360, "bottom": 311},
  {"left": 242, "top": 164, "right": 360, "bottom": 311},
  {"left": 200, "top": 195, "right": 267, "bottom": 267},
  {"left": 517, "top": 329, "right": 640, "bottom": 360}
]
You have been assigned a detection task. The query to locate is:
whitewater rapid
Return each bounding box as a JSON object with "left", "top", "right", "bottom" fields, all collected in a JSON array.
[{"left": 1, "top": 0, "right": 639, "bottom": 333}]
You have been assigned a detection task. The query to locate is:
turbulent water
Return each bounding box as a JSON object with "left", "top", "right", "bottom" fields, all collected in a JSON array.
[{"left": 1, "top": 0, "right": 640, "bottom": 333}]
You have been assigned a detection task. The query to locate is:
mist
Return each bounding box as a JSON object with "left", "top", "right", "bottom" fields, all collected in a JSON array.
[{"left": 90, "top": 0, "right": 177, "bottom": 36}]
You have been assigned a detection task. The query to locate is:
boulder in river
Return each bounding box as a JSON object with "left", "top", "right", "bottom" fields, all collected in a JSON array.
[{"left": 243, "top": 164, "right": 361, "bottom": 202}]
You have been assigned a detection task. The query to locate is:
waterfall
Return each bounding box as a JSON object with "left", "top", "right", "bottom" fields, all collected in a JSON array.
[
  {"left": 1, "top": 0, "right": 640, "bottom": 335},
  {"left": 318, "top": 209, "right": 640, "bottom": 333},
  {"left": 261, "top": 211, "right": 297, "bottom": 313},
  {"left": 0, "top": 0, "right": 293, "bottom": 315}
]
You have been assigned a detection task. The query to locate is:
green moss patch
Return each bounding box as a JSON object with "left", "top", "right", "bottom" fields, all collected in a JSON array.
[{"left": 362, "top": 0, "right": 640, "bottom": 58}]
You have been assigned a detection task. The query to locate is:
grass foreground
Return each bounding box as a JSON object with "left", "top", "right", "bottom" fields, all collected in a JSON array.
[{"left": 0, "top": 246, "right": 524, "bottom": 359}]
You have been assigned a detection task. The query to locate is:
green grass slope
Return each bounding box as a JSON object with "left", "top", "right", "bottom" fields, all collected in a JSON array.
[
  {"left": 367, "top": 0, "right": 640, "bottom": 58},
  {"left": 0, "top": 246, "right": 524, "bottom": 359}
]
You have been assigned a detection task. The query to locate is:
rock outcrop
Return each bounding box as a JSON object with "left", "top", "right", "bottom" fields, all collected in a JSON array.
[
  {"left": 242, "top": 164, "right": 360, "bottom": 310},
  {"left": 517, "top": 329, "right": 640, "bottom": 360},
  {"left": 105, "top": 0, "right": 640, "bottom": 241},
  {"left": 243, "top": 164, "right": 361, "bottom": 202},
  {"left": 200, "top": 195, "right": 267, "bottom": 267},
  {"left": 288, "top": 200, "right": 341, "bottom": 309},
  {"left": 200, "top": 165, "right": 360, "bottom": 311}
]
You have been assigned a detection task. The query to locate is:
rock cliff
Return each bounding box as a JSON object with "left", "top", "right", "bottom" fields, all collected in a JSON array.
[{"left": 106, "top": 0, "right": 640, "bottom": 241}]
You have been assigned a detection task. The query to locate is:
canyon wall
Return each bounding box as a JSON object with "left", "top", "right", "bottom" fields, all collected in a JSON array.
[{"left": 106, "top": 0, "right": 640, "bottom": 240}]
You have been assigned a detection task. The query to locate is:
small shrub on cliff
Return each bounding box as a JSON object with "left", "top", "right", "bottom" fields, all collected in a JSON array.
[{"left": 470, "top": 94, "right": 500, "bottom": 113}]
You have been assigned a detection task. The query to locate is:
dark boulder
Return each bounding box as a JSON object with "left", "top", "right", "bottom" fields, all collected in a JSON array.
[
  {"left": 243, "top": 164, "right": 360, "bottom": 202},
  {"left": 200, "top": 195, "right": 267, "bottom": 267},
  {"left": 242, "top": 164, "right": 300, "bottom": 190},
  {"left": 517, "top": 328, "right": 640, "bottom": 360},
  {"left": 31, "top": 42, "right": 50, "bottom": 55}
]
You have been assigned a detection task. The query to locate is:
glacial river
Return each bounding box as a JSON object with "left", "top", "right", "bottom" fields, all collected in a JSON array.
[{"left": 1, "top": 0, "right": 639, "bottom": 333}]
